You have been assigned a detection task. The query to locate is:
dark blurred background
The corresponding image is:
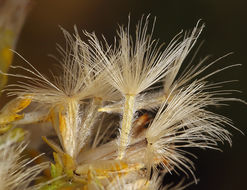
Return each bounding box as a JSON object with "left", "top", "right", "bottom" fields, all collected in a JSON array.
[{"left": 10, "top": 0, "right": 247, "bottom": 189}]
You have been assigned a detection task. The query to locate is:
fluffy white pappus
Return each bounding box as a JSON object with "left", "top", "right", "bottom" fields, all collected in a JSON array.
[
  {"left": 0, "top": 130, "right": 48, "bottom": 190},
  {"left": 162, "top": 179, "right": 195, "bottom": 190},
  {"left": 165, "top": 50, "right": 242, "bottom": 102},
  {"left": 145, "top": 82, "right": 233, "bottom": 179},
  {"left": 163, "top": 21, "right": 204, "bottom": 94},
  {"left": 6, "top": 27, "right": 118, "bottom": 105},
  {"left": 103, "top": 171, "right": 190, "bottom": 190},
  {"left": 85, "top": 16, "right": 188, "bottom": 96},
  {"left": 100, "top": 170, "right": 147, "bottom": 190},
  {"left": 147, "top": 172, "right": 194, "bottom": 190},
  {"left": 84, "top": 16, "right": 206, "bottom": 159},
  {"left": 58, "top": 27, "right": 120, "bottom": 102},
  {"left": 4, "top": 28, "right": 119, "bottom": 158}
]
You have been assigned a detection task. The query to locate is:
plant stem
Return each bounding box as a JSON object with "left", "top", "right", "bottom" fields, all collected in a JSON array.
[
  {"left": 118, "top": 94, "right": 135, "bottom": 159},
  {"left": 61, "top": 99, "right": 79, "bottom": 158},
  {"left": 78, "top": 97, "right": 102, "bottom": 156}
]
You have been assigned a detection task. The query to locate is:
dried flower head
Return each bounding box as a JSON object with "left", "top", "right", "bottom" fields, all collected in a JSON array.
[
  {"left": 0, "top": 128, "right": 48, "bottom": 190},
  {"left": 1, "top": 16, "right": 243, "bottom": 190}
]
